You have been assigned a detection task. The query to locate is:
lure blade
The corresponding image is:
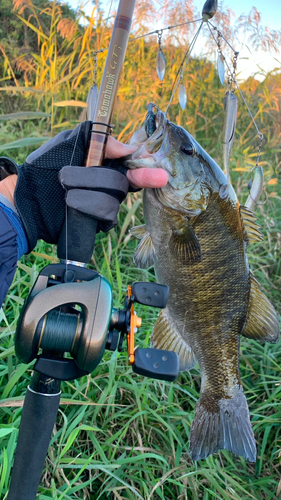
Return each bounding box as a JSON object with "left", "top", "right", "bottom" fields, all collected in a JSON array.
[
  {"left": 156, "top": 50, "right": 166, "bottom": 81},
  {"left": 178, "top": 83, "right": 187, "bottom": 110},
  {"left": 223, "top": 90, "right": 237, "bottom": 183},
  {"left": 217, "top": 53, "right": 225, "bottom": 85},
  {"left": 86, "top": 83, "right": 99, "bottom": 121},
  {"left": 202, "top": 0, "right": 218, "bottom": 21},
  {"left": 245, "top": 166, "right": 264, "bottom": 211}
]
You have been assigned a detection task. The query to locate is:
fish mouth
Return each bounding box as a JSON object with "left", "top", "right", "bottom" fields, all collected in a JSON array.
[{"left": 127, "top": 109, "right": 169, "bottom": 168}]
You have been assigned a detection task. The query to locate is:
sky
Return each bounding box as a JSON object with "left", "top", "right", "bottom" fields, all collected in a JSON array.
[{"left": 65, "top": 0, "right": 281, "bottom": 81}]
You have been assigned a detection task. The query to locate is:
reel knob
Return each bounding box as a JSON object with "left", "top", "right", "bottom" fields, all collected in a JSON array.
[{"left": 133, "top": 348, "right": 179, "bottom": 382}]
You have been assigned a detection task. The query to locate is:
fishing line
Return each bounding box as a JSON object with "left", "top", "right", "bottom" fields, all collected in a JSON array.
[
  {"left": 38, "top": 308, "right": 80, "bottom": 353},
  {"left": 65, "top": 200, "right": 68, "bottom": 267},
  {"left": 166, "top": 21, "right": 204, "bottom": 114},
  {"left": 64, "top": 121, "right": 83, "bottom": 271},
  {"left": 99, "top": 0, "right": 114, "bottom": 52}
]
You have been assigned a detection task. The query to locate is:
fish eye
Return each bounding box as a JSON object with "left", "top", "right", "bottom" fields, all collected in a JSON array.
[{"left": 180, "top": 145, "right": 195, "bottom": 156}]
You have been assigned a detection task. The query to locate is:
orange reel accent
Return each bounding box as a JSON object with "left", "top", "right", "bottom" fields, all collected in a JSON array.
[{"left": 127, "top": 285, "right": 142, "bottom": 364}]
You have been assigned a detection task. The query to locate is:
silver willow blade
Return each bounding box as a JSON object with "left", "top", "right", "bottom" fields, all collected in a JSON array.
[
  {"left": 178, "top": 83, "right": 187, "bottom": 110},
  {"left": 223, "top": 90, "right": 238, "bottom": 182},
  {"left": 86, "top": 83, "right": 99, "bottom": 121},
  {"left": 156, "top": 49, "right": 166, "bottom": 81},
  {"left": 245, "top": 166, "right": 264, "bottom": 210},
  {"left": 217, "top": 53, "right": 225, "bottom": 84}
]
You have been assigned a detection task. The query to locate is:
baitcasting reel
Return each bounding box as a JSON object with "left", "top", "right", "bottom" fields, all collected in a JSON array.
[{"left": 15, "top": 263, "right": 179, "bottom": 382}]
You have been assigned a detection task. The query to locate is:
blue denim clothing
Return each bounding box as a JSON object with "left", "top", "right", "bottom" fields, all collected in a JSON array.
[
  {"left": 0, "top": 207, "right": 18, "bottom": 308},
  {"left": 0, "top": 200, "right": 28, "bottom": 259},
  {"left": 0, "top": 202, "right": 28, "bottom": 308}
]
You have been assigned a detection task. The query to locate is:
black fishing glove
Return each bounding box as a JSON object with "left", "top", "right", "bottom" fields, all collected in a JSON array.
[
  {"left": 59, "top": 164, "right": 129, "bottom": 233},
  {"left": 0, "top": 122, "right": 131, "bottom": 253}
]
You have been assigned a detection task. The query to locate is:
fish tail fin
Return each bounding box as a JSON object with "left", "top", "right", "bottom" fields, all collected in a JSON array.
[{"left": 190, "top": 388, "right": 256, "bottom": 462}]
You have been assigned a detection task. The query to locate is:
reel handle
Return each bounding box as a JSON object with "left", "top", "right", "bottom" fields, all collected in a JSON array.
[
  {"left": 57, "top": 207, "right": 97, "bottom": 263},
  {"left": 133, "top": 348, "right": 179, "bottom": 382},
  {"left": 7, "top": 373, "right": 61, "bottom": 500}
]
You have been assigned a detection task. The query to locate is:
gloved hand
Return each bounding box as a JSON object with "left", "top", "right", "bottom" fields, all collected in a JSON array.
[
  {"left": 0, "top": 122, "right": 130, "bottom": 253},
  {"left": 59, "top": 164, "right": 129, "bottom": 234}
]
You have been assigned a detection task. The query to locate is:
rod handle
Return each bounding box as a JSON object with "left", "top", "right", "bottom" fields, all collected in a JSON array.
[
  {"left": 57, "top": 207, "right": 97, "bottom": 263},
  {"left": 7, "top": 379, "right": 61, "bottom": 500}
]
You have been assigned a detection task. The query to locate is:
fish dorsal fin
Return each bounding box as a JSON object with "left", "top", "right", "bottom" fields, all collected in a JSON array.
[
  {"left": 151, "top": 308, "right": 197, "bottom": 371},
  {"left": 240, "top": 205, "right": 263, "bottom": 243},
  {"left": 170, "top": 221, "right": 201, "bottom": 262},
  {"left": 129, "top": 224, "right": 147, "bottom": 240},
  {"left": 131, "top": 227, "right": 155, "bottom": 269},
  {"left": 241, "top": 272, "right": 280, "bottom": 343}
]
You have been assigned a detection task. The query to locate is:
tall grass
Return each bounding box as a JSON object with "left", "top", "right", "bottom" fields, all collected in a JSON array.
[{"left": 0, "top": 1, "right": 280, "bottom": 498}]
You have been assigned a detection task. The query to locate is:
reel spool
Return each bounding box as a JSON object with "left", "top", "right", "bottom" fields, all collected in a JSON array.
[{"left": 16, "top": 263, "right": 179, "bottom": 382}]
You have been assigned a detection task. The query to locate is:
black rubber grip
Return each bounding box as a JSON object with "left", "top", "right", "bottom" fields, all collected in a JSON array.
[
  {"left": 57, "top": 206, "right": 97, "bottom": 263},
  {"left": 7, "top": 382, "right": 61, "bottom": 500}
]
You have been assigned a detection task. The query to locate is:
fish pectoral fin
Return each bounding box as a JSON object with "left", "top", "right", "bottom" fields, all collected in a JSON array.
[
  {"left": 240, "top": 205, "right": 263, "bottom": 243},
  {"left": 241, "top": 271, "right": 279, "bottom": 343},
  {"left": 133, "top": 230, "right": 155, "bottom": 269},
  {"left": 129, "top": 224, "right": 147, "bottom": 240},
  {"left": 151, "top": 308, "right": 197, "bottom": 372},
  {"left": 170, "top": 223, "right": 202, "bottom": 262}
]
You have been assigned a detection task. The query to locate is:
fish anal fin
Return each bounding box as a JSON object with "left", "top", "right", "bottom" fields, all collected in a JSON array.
[
  {"left": 151, "top": 308, "right": 197, "bottom": 372},
  {"left": 129, "top": 224, "right": 147, "bottom": 240},
  {"left": 240, "top": 205, "right": 263, "bottom": 243},
  {"left": 242, "top": 272, "right": 280, "bottom": 343},
  {"left": 190, "top": 388, "right": 256, "bottom": 462},
  {"left": 132, "top": 230, "right": 155, "bottom": 269},
  {"left": 170, "top": 222, "right": 201, "bottom": 262}
]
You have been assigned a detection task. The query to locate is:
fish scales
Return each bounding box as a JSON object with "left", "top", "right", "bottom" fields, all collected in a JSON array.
[
  {"left": 144, "top": 190, "right": 248, "bottom": 395},
  {"left": 127, "top": 107, "right": 279, "bottom": 462}
]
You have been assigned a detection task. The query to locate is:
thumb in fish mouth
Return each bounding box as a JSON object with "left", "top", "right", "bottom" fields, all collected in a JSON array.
[
  {"left": 104, "top": 136, "right": 138, "bottom": 159},
  {"left": 127, "top": 167, "right": 168, "bottom": 189}
]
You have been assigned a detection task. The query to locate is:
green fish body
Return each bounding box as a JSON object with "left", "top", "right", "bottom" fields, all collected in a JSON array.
[{"left": 128, "top": 110, "right": 279, "bottom": 461}]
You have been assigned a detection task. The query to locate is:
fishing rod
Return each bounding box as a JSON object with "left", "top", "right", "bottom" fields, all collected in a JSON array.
[{"left": 7, "top": 1, "right": 179, "bottom": 499}]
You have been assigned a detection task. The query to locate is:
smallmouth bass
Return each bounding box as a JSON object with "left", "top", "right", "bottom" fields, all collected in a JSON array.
[{"left": 127, "top": 108, "right": 279, "bottom": 462}]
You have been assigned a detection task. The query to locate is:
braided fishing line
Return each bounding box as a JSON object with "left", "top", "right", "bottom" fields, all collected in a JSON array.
[
  {"left": 100, "top": 0, "right": 114, "bottom": 48},
  {"left": 39, "top": 309, "right": 81, "bottom": 353}
]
